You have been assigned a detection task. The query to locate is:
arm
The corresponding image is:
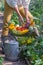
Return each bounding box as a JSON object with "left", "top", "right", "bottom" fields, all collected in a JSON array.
[
  {"left": 14, "top": 6, "right": 24, "bottom": 23},
  {"left": 24, "top": 8, "right": 34, "bottom": 21},
  {"left": 24, "top": 8, "right": 30, "bottom": 23},
  {"left": 22, "top": 0, "right": 33, "bottom": 22},
  {"left": 10, "top": 0, "right": 24, "bottom": 23},
  {"left": 14, "top": 6, "right": 21, "bottom": 17}
]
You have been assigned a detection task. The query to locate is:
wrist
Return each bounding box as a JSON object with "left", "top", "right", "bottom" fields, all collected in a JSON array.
[
  {"left": 26, "top": 18, "right": 30, "bottom": 23},
  {"left": 14, "top": 6, "right": 21, "bottom": 16}
]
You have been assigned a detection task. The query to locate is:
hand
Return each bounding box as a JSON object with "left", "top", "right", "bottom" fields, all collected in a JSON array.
[
  {"left": 25, "top": 18, "right": 30, "bottom": 28},
  {"left": 22, "top": 18, "right": 30, "bottom": 28},
  {"left": 19, "top": 15, "right": 24, "bottom": 23},
  {"left": 25, "top": 22, "right": 30, "bottom": 28},
  {"left": 14, "top": 6, "right": 24, "bottom": 23}
]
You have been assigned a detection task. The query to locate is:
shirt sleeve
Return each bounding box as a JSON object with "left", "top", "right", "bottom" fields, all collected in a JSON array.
[
  {"left": 22, "top": 0, "right": 31, "bottom": 9},
  {"left": 10, "top": 0, "right": 18, "bottom": 7}
]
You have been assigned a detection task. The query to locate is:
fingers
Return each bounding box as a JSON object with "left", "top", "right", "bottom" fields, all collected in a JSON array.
[{"left": 19, "top": 15, "right": 24, "bottom": 23}]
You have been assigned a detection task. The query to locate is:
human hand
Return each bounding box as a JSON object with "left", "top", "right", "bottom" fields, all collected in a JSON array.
[
  {"left": 22, "top": 22, "right": 30, "bottom": 28},
  {"left": 25, "top": 22, "right": 30, "bottom": 28},
  {"left": 19, "top": 15, "right": 24, "bottom": 23},
  {"left": 22, "top": 18, "right": 30, "bottom": 28},
  {"left": 24, "top": 17, "right": 30, "bottom": 28}
]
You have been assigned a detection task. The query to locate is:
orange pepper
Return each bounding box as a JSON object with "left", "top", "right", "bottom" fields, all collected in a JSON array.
[{"left": 30, "top": 21, "right": 35, "bottom": 26}]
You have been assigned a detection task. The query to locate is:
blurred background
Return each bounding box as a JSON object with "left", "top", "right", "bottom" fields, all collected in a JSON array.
[{"left": 0, "top": 0, "right": 43, "bottom": 65}]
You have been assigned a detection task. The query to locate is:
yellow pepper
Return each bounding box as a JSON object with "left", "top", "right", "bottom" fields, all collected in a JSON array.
[
  {"left": 9, "top": 23, "right": 15, "bottom": 30},
  {"left": 20, "top": 29, "right": 29, "bottom": 34}
]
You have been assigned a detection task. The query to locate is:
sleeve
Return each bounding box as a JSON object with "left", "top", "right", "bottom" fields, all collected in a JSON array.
[
  {"left": 10, "top": 0, "right": 18, "bottom": 7},
  {"left": 22, "top": 0, "right": 31, "bottom": 9}
]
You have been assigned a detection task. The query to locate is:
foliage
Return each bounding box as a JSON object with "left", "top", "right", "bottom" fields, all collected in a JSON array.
[
  {"left": 19, "top": 35, "right": 43, "bottom": 65},
  {"left": 0, "top": 57, "right": 3, "bottom": 65},
  {"left": 30, "top": 0, "right": 43, "bottom": 21},
  {"left": 0, "top": 0, "right": 43, "bottom": 65},
  {"left": 18, "top": 36, "right": 35, "bottom": 46},
  {"left": 0, "top": 1, "right": 4, "bottom": 11},
  {"left": 11, "top": 12, "right": 19, "bottom": 25}
]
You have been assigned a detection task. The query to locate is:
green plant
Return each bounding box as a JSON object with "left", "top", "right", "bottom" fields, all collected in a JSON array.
[
  {"left": 18, "top": 35, "right": 43, "bottom": 65},
  {"left": 0, "top": 57, "right": 3, "bottom": 65}
]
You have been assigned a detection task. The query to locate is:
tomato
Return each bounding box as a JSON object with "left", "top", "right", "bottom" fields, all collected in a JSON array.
[
  {"left": 20, "top": 27, "right": 25, "bottom": 31},
  {"left": 16, "top": 26, "right": 26, "bottom": 31},
  {"left": 16, "top": 27, "right": 20, "bottom": 30}
]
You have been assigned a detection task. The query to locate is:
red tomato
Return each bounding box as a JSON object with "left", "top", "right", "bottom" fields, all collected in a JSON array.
[
  {"left": 16, "top": 26, "right": 26, "bottom": 31},
  {"left": 16, "top": 27, "right": 20, "bottom": 30},
  {"left": 20, "top": 27, "right": 25, "bottom": 31}
]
